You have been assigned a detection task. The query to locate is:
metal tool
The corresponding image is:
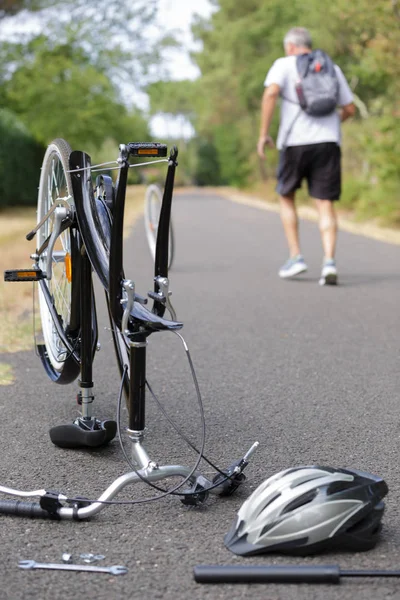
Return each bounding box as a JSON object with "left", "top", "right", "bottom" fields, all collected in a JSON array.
[
  {"left": 80, "top": 553, "right": 105, "bottom": 563},
  {"left": 19, "top": 560, "right": 127, "bottom": 576},
  {"left": 193, "top": 564, "right": 400, "bottom": 584},
  {"left": 62, "top": 553, "right": 72, "bottom": 563}
]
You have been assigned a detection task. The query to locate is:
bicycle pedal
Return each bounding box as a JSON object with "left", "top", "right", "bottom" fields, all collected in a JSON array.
[
  {"left": 4, "top": 269, "right": 45, "bottom": 282},
  {"left": 127, "top": 142, "right": 167, "bottom": 157}
]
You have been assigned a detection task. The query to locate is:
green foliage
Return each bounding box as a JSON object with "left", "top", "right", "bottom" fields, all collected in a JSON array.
[
  {"left": 2, "top": 39, "right": 144, "bottom": 149},
  {"left": 191, "top": 137, "right": 221, "bottom": 186},
  {"left": 147, "top": 80, "right": 197, "bottom": 120},
  {"left": 340, "top": 118, "right": 400, "bottom": 224},
  {"left": 0, "top": 0, "right": 176, "bottom": 206},
  {"left": 0, "top": 108, "right": 45, "bottom": 207}
]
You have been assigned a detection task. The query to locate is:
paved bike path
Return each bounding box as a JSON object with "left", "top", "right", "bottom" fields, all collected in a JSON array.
[{"left": 1, "top": 190, "right": 400, "bottom": 600}]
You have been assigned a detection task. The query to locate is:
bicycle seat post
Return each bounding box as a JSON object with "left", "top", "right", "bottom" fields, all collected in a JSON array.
[{"left": 126, "top": 335, "right": 153, "bottom": 468}]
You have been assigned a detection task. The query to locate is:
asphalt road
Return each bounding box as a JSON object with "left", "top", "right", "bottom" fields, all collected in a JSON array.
[{"left": 1, "top": 190, "right": 400, "bottom": 600}]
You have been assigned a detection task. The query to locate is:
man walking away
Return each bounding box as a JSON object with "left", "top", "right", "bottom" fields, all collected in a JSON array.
[{"left": 257, "top": 27, "right": 355, "bottom": 285}]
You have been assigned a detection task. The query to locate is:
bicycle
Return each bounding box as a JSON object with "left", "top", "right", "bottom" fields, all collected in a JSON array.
[
  {"left": 144, "top": 183, "right": 175, "bottom": 269},
  {"left": 2, "top": 138, "right": 258, "bottom": 521}
]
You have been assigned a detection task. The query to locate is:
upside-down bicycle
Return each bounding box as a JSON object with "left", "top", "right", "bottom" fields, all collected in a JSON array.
[{"left": 1, "top": 138, "right": 258, "bottom": 520}]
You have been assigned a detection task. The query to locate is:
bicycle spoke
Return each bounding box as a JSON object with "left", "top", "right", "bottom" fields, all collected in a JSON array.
[
  {"left": 52, "top": 157, "right": 60, "bottom": 199},
  {"left": 51, "top": 271, "right": 71, "bottom": 319}
]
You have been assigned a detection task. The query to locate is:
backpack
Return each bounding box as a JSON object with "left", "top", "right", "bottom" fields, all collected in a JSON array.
[{"left": 295, "top": 49, "right": 339, "bottom": 116}]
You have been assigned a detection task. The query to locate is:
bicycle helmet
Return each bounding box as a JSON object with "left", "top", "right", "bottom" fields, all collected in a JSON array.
[{"left": 224, "top": 466, "right": 388, "bottom": 556}]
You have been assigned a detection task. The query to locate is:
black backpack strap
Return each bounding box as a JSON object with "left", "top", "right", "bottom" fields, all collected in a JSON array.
[
  {"left": 296, "top": 51, "right": 315, "bottom": 78},
  {"left": 280, "top": 107, "right": 302, "bottom": 150}
]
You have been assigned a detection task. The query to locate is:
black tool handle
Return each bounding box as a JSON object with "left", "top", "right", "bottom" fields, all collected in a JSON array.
[{"left": 193, "top": 565, "right": 341, "bottom": 584}]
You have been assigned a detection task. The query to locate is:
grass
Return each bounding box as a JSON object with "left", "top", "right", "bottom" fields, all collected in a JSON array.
[
  {"left": 0, "top": 362, "right": 14, "bottom": 385},
  {"left": 0, "top": 185, "right": 145, "bottom": 359}
]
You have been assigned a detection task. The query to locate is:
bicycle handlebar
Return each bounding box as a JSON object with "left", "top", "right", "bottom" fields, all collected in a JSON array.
[{"left": 0, "top": 499, "right": 59, "bottom": 520}]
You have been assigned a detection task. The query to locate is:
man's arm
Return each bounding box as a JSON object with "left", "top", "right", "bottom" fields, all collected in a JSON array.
[
  {"left": 339, "top": 102, "right": 356, "bottom": 122},
  {"left": 257, "top": 83, "right": 280, "bottom": 158}
]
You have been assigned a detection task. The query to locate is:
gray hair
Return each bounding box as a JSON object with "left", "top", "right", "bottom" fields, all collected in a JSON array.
[{"left": 283, "top": 27, "right": 312, "bottom": 49}]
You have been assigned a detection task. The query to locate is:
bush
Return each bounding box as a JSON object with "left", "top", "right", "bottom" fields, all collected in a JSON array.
[
  {"left": 192, "top": 138, "right": 222, "bottom": 186},
  {"left": 0, "top": 109, "right": 45, "bottom": 207}
]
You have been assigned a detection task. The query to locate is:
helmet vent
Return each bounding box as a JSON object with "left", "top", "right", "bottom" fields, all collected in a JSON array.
[
  {"left": 281, "top": 489, "right": 317, "bottom": 514},
  {"left": 327, "top": 481, "right": 351, "bottom": 495},
  {"left": 258, "top": 492, "right": 281, "bottom": 515}
]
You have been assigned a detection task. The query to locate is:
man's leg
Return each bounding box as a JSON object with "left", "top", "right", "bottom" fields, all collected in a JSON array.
[
  {"left": 279, "top": 193, "right": 301, "bottom": 257},
  {"left": 278, "top": 193, "right": 308, "bottom": 278},
  {"left": 315, "top": 198, "right": 338, "bottom": 284},
  {"left": 314, "top": 199, "right": 337, "bottom": 259}
]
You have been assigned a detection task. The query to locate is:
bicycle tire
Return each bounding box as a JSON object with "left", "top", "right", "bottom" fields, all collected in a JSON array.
[
  {"left": 144, "top": 184, "right": 175, "bottom": 269},
  {"left": 36, "top": 138, "right": 80, "bottom": 384}
]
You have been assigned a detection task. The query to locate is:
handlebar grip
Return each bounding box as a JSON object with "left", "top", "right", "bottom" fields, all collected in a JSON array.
[
  {"left": 193, "top": 565, "right": 341, "bottom": 584},
  {"left": 0, "top": 499, "right": 59, "bottom": 519}
]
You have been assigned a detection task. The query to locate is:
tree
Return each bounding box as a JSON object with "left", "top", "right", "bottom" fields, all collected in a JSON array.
[
  {"left": 2, "top": 38, "right": 149, "bottom": 149},
  {"left": 0, "top": 0, "right": 171, "bottom": 149},
  {"left": 0, "top": 108, "right": 44, "bottom": 206},
  {"left": 0, "top": 0, "right": 172, "bottom": 100}
]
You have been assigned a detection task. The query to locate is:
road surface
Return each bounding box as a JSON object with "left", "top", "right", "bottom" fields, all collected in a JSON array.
[{"left": 1, "top": 190, "right": 400, "bottom": 600}]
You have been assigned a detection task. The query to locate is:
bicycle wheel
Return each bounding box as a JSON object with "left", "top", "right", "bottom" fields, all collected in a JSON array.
[
  {"left": 36, "top": 138, "right": 80, "bottom": 384},
  {"left": 144, "top": 184, "right": 175, "bottom": 269}
]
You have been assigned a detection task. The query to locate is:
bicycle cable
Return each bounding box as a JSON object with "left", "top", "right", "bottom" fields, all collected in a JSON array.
[
  {"left": 63, "top": 363, "right": 205, "bottom": 506},
  {"left": 63, "top": 332, "right": 236, "bottom": 506},
  {"left": 146, "top": 330, "right": 239, "bottom": 479},
  {"left": 66, "top": 158, "right": 169, "bottom": 175},
  {"left": 111, "top": 330, "right": 236, "bottom": 497}
]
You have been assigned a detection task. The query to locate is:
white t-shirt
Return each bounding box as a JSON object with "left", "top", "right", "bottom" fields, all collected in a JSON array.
[{"left": 264, "top": 55, "right": 353, "bottom": 149}]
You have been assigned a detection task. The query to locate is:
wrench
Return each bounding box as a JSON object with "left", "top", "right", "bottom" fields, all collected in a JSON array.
[{"left": 19, "top": 560, "right": 127, "bottom": 576}]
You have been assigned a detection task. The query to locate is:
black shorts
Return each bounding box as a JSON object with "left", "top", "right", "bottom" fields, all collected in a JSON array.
[{"left": 276, "top": 142, "right": 341, "bottom": 200}]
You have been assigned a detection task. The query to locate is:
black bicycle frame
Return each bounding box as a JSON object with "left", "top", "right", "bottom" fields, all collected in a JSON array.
[
  {"left": 69, "top": 145, "right": 178, "bottom": 433},
  {"left": 108, "top": 146, "right": 178, "bottom": 325},
  {"left": 152, "top": 146, "right": 178, "bottom": 317},
  {"left": 109, "top": 157, "right": 129, "bottom": 329}
]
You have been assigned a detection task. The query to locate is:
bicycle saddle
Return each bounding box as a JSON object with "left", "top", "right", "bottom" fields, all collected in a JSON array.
[{"left": 129, "top": 300, "right": 183, "bottom": 332}]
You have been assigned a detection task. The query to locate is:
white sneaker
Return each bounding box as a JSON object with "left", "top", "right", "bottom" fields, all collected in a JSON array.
[
  {"left": 319, "top": 259, "right": 338, "bottom": 286},
  {"left": 279, "top": 255, "right": 308, "bottom": 279}
]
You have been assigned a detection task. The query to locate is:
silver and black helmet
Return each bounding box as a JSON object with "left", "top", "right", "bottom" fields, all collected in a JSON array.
[{"left": 224, "top": 466, "right": 388, "bottom": 556}]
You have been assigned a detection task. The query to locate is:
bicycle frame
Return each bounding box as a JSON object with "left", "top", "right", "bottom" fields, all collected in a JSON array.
[
  {"left": 67, "top": 145, "right": 178, "bottom": 422},
  {"left": 1, "top": 141, "right": 259, "bottom": 520}
]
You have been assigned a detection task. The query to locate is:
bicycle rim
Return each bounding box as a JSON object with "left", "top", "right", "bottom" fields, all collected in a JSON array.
[
  {"left": 144, "top": 184, "right": 174, "bottom": 268},
  {"left": 37, "top": 138, "right": 79, "bottom": 378}
]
